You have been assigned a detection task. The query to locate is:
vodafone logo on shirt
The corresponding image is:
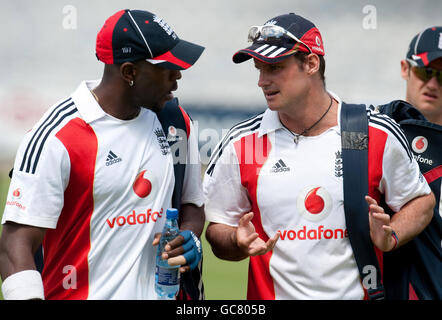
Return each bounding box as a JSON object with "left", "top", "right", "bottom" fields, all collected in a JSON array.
[
  {"left": 133, "top": 170, "right": 152, "bottom": 198},
  {"left": 279, "top": 225, "right": 348, "bottom": 241},
  {"left": 106, "top": 208, "right": 163, "bottom": 229},
  {"left": 278, "top": 186, "right": 348, "bottom": 241},
  {"left": 168, "top": 125, "right": 177, "bottom": 136},
  {"left": 6, "top": 187, "right": 26, "bottom": 211},
  {"left": 133, "top": 169, "right": 158, "bottom": 199},
  {"left": 12, "top": 188, "right": 22, "bottom": 199},
  {"left": 411, "top": 136, "right": 428, "bottom": 154},
  {"left": 296, "top": 186, "right": 332, "bottom": 222},
  {"left": 105, "top": 169, "right": 164, "bottom": 229}
]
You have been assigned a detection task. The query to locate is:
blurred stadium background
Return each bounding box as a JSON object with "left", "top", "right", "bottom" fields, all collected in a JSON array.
[{"left": 0, "top": 0, "right": 440, "bottom": 300}]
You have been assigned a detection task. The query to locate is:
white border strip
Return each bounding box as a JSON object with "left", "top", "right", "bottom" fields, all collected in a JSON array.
[{"left": 127, "top": 10, "right": 153, "bottom": 58}]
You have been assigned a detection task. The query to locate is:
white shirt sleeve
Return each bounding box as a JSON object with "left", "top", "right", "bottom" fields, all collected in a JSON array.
[
  {"left": 380, "top": 129, "right": 431, "bottom": 212},
  {"left": 180, "top": 119, "right": 204, "bottom": 207},
  {"left": 2, "top": 133, "right": 70, "bottom": 228},
  {"left": 203, "top": 142, "right": 251, "bottom": 227}
]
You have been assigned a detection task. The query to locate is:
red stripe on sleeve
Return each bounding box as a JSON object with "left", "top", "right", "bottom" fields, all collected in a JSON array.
[{"left": 42, "top": 118, "right": 98, "bottom": 300}]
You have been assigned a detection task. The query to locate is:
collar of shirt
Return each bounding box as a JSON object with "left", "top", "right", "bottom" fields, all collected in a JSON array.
[
  {"left": 71, "top": 79, "right": 106, "bottom": 124},
  {"left": 257, "top": 90, "right": 343, "bottom": 138}
]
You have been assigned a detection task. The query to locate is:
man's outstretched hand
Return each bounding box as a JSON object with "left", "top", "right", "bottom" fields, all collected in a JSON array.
[{"left": 235, "top": 212, "right": 279, "bottom": 256}]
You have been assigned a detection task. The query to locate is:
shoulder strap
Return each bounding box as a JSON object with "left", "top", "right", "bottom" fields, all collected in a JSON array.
[
  {"left": 341, "top": 102, "right": 385, "bottom": 300},
  {"left": 156, "top": 98, "right": 204, "bottom": 300},
  {"left": 156, "top": 98, "right": 189, "bottom": 210}
]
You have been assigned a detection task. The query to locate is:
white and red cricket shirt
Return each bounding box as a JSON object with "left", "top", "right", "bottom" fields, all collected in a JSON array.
[
  {"left": 2, "top": 80, "right": 203, "bottom": 299},
  {"left": 203, "top": 91, "right": 431, "bottom": 300}
]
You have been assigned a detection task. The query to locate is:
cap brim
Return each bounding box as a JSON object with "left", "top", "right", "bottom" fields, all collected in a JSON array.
[
  {"left": 233, "top": 42, "right": 303, "bottom": 64},
  {"left": 147, "top": 39, "right": 205, "bottom": 70},
  {"left": 426, "top": 51, "right": 442, "bottom": 66}
]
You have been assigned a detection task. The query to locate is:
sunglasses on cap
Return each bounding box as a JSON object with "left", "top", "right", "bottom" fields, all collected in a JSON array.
[
  {"left": 248, "top": 25, "right": 312, "bottom": 53},
  {"left": 407, "top": 59, "right": 442, "bottom": 85}
]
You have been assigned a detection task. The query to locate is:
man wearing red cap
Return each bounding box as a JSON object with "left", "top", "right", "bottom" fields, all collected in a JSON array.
[
  {"left": 381, "top": 26, "right": 442, "bottom": 300},
  {"left": 203, "top": 13, "right": 435, "bottom": 300},
  {"left": 401, "top": 26, "right": 442, "bottom": 126},
  {"left": 0, "top": 9, "right": 205, "bottom": 300}
]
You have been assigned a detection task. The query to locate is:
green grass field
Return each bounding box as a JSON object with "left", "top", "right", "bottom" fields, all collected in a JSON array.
[
  {"left": 201, "top": 226, "right": 249, "bottom": 300},
  {"left": 0, "top": 171, "right": 248, "bottom": 300}
]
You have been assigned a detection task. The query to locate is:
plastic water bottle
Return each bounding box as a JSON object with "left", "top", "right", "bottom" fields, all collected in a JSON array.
[{"left": 155, "top": 208, "right": 181, "bottom": 299}]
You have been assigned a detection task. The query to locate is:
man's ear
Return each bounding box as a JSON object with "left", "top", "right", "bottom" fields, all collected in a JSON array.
[
  {"left": 400, "top": 59, "right": 410, "bottom": 81},
  {"left": 120, "top": 62, "right": 137, "bottom": 86},
  {"left": 306, "top": 53, "right": 320, "bottom": 76}
]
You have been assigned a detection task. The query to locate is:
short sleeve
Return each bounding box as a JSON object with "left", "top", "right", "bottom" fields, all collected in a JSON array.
[
  {"left": 2, "top": 133, "right": 70, "bottom": 228},
  {"left": 203, "top": 142, "right": 251, "bottom": 227}
]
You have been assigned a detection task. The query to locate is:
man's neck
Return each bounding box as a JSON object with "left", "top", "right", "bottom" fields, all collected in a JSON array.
[
  {"left": 92, "top": 81, "right": 140, "bottom": 121},
  {"left": 405, "top": 97, "right": 442, "bottom": 126},
  {"left": 278, "top": 90, "right": 338, "bottom": 136},
  {"left": 424, "top": 113, "right": 442, "bottom": 126}
]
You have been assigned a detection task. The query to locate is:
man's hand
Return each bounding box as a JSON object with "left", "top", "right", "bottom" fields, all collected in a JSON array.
[
  {"left": 235, "top": 212, "right": 279, "bottom": 256},
  {"left": 366, "top": 195, "right": 396, "bottom": 252},
  {"left": 152, "top": 231, "right": 202, "bottom": 273}
]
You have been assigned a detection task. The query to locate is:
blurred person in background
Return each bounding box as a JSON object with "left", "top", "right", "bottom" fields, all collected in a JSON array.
[
  {"left": 401, "top": 27, "right": 442, "bottom": 126},
  {"left": 382, "top": 26, "right": 442, "bottom": 300}
]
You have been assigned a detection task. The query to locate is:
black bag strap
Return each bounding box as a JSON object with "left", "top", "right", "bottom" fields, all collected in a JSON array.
[
  {"left": 157, "top": 98, "right": 204, "bottom": 300},
  {"left": 156, "top": 97, "right": 188, "bottom": 211},
  {"left": 341, "top": 102, "right": 385, "bottom": 300}
]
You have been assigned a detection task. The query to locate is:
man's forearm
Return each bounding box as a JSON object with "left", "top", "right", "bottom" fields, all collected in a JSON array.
[
  {"left": 205, "top": 222, "right": 248, "bottom": 261},
  {"left": 179, "top": 203, "right": 205, "bottom": 237},
  {"left": 0, "top": 223, "right": 43, "bottom": 280},
  {"left": 0, "top": 245, "right": 36, "bottom": 281},
  {"left": 390, "top": 192, "right": 435, "bottom": 248}
]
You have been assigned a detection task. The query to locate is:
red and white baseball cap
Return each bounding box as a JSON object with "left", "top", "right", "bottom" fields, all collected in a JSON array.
[
  {"left": 96, "top": 9, "right": 205, "bottom": 70},
  {"left": 233, "top": 13, "right": 325, "bottom": 64}
]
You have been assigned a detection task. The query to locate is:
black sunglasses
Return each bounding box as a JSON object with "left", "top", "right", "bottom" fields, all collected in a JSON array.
[{"left": 407, "top": 59, "right": 442, "bottom": 85}]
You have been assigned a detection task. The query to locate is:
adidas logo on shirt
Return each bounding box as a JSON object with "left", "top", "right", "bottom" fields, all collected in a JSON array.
[
  {"left": 106, "top": 150, "right": 122, "bottom": 166},
  {"left": 271, "top": 159, "right": 290, "bottom": 173}
]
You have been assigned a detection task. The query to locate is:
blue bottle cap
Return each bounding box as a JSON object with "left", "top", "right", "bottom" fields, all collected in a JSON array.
[{"left": 166, "top": 208, "right": 178, "bottom": 219}]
